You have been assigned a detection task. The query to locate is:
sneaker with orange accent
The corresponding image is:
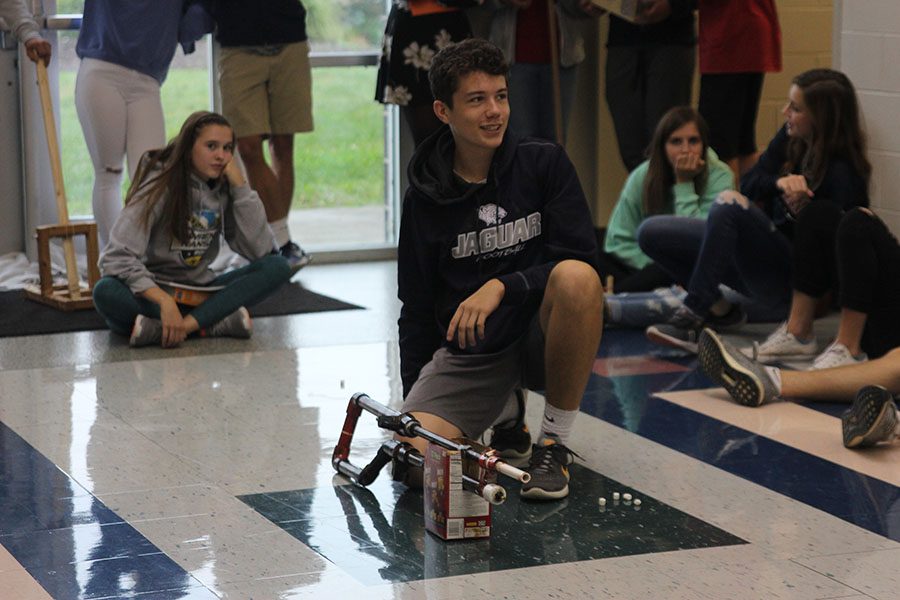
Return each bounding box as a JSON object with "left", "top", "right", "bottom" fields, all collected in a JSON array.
[{"left": 520, "top": 438, "right": 578, "bottom": 501}]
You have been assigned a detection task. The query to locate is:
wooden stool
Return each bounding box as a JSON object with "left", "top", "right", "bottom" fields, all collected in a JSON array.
[{"left": 24, "top": 222, "right": 101, "bottom": 311}]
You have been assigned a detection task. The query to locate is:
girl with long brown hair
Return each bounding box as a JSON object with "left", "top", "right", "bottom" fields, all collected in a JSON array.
[
  {"left": 602, "top": 106, "right": 733, "bottom": 292},
  {"left": 641, "top": 68, "right": 870, "bottom": 356},
  {"left": 94, "top": 111, "right": 291, "bottom": 348}
]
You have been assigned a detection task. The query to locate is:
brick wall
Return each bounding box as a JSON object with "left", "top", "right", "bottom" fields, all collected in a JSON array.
[{"left": 835, "top": 0, "right": 900, "bottom": 233}]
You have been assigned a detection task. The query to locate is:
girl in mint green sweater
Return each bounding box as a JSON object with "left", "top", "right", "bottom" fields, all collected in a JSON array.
[{"left": 601, "top": 107, "right": 734, "bottom": 292}]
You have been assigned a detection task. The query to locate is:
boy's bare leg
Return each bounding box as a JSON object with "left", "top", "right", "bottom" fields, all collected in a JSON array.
[
  {"left": 782, "top": 347, "right": 900, "bottom": 401},
  {"left": 540, "top": 260, "right": 604, "bottom": 413},
  {"left": 238, "top": 136, "right": 281, "bottom": 222},
  {"left": 268, "top": 134, "right": 295, "bottom": 221}
]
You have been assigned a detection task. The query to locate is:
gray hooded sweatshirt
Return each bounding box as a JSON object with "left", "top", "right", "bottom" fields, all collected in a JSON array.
[{"left": 100, "top": 173, "right": 275, "bottom": 294}]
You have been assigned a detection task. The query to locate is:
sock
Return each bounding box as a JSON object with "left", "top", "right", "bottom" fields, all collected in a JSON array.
[
  {"left": 539, "top": 403, "right": 577, "bottom": 446},
  {"left": 764, "top": 366, "right": 782, "bottom": 394},
  {"left": 270, "top": 217, "right": 290, "bottom": 248}
]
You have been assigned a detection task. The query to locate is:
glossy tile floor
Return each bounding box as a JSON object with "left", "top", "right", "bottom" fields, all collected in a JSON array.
[{"left": 0, "top": 261, "right": 898, "bottom": 599}]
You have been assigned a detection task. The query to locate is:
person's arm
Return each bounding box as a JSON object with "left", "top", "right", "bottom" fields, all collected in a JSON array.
[
  {"left": 178, "top": 0, "right": 215, "bottom": 55},
  {"left": 495, "top": 145, "right": 599, "bottom": 305},
  {"left": 677, "top": 150, "right": 735, "bottom": 218},
  {"left": 0, "top": 0, "right": 51, "bottom": 64},
  {"left": 397, "top": 194, "right": 442, "bottom": 398},
  {"left": 99, "top": 199, "right": 161, "bottom": 296},
  {"left": 222, "top": 160, "right": 277, "bottom": 260},
  {"left": 604, "top": 166, "right": 651, "bottom": 270}
]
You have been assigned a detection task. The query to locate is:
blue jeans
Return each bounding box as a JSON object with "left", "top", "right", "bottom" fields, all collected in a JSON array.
[
  {"left": 637, "top": 202, "right": 792, "bottom": 319},
  {"left": 93, "top": 254, "right": 291, "bottom": 335}
]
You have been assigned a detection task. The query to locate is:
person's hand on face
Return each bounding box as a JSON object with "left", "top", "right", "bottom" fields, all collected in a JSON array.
[
  {"left": 673, "top": 153, "right": 706, "bottom": 183},
  {"left": 222, "top": 158, "right": 246, "bottom": 187}
]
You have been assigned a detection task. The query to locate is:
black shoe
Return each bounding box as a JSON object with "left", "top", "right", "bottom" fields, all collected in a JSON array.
[
  {"left": 646, "top": 305, "right": 705, "bottom": 353},
  {"left": 520, "top": 439, "right": 577, "bottom": 501},
  {"left": 842, "top": 385, "right": 899, "bottom": 448},
  {"left": 706, "top": 303, "right": 747, "bottom": 331},
  {"left": 488, "top": 390, "right": 532, "bottom": 464},
  {"left": 279, "top": 241, "right": 312, "bottom": 274}
]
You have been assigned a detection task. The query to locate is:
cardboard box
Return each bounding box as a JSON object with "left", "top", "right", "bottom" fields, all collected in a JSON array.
[
  {"left": 423, "top": 440, "right": 492, "bottom": 540},
  {"left": 590, "top": 0, "right": 641, "bottom": 22}
]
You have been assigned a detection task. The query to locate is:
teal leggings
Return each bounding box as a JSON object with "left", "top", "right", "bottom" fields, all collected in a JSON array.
[{"left": 93, "top": 255, "right": 291, "bottom": 335}]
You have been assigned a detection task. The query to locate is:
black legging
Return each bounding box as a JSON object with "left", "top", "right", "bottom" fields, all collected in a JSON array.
[
  {"left": 791, "top": 199, "right": 844, "bottom": 297},
  {"left": 836, "top": 208, "right": 900, "bottom": 358}
]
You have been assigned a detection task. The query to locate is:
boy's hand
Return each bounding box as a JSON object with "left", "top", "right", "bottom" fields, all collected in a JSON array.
[{"left": 446, "top": 279, "right": 505, "bottom": 349}]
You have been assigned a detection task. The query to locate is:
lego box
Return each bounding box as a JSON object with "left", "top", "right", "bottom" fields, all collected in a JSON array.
[
  {"left": 590, "top": 0, "right": 640, "bottom": 22},
  {"left": 424, "top": 440, "right": 492, "bottom": 540}
]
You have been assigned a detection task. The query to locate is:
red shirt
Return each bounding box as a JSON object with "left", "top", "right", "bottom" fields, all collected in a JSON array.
[
  {"left": 698, "top": 0, "right": 782, "bottom": 74},
  {"left": 515, "top": 0, "right": 553, "bottom": 64}
]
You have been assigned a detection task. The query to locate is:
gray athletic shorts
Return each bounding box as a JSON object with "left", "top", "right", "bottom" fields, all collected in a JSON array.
[{"left": 402, "top": 316, "right": 545, "bottom": 438}]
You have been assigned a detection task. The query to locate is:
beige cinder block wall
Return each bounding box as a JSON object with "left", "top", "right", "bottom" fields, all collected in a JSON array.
[
  {"left": 583, "top": 0, "right": 834, "bottom": 228},
  {"left": 834, "top": 0, "right": 900, "bottom": 234}
]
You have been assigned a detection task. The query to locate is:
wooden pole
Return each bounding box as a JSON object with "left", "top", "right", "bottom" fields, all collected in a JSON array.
[
  {"left": 546, "top": 0, "right": 564, "bottom": 146},
  {"left": 35, "top": 60, "right": 81, "bottom": 300}
]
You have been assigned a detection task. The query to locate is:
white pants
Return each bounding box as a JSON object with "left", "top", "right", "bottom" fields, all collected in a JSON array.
[{"left": 75, "top": 58, "right": 165, "bottom": 247}]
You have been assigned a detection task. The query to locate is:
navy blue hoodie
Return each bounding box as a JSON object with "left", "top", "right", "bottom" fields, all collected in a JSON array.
[{"left": 397, "top": 127, "right": 598, "bottom": 397}]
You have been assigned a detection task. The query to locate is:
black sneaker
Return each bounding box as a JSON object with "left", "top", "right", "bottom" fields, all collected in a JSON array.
[
  {"left": 698, "top": 328, "right": 779, "bottom": 407},
  {"left": 646, "top": 305, "right": 705, "bottom": 353},
  {"left": 280, "top": 241, "right": 312, "bottom": 274},
  {"left": 842, "top": 385, "right": 899, "bottom": 448},
  {"left": 520, "top": 439, "right": 577, "bottom": 501},
  {"left": 203, "top": 307, "right": 252, "bottom": 339},
  {"left": 488, "top": 390, "right": 532, "bottom": 464},
  {"left": 706, "top": 303, "right": 747, "bottom": 331}
]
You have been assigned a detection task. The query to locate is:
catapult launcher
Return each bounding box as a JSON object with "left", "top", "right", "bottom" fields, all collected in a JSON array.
[{"left": 331, "top": 393, "right": 531, "bottom": 505}]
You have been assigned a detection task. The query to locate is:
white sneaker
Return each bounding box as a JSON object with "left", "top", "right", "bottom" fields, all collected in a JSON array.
[
  {"left": 743, "top": 322, "right": 817, "bottom": 363},
  {"left": 811, "top": 342, "right": 867, "bottom": 370}
]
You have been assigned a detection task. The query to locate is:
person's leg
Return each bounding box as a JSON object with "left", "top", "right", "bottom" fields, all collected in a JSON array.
[
  {"left": 92, "top": 276, "right": 160, "bottom": 336},
  {"left": 684, "top": 197, "right": 792, "bottom": 317},
  {"left": 189, "top": 254, "right": 291, "bottom": 329},
  {"left": 267, "top": 134, "right": 295, "bottom": 222},
  {"left": 785, "top": 199, "right": 844, "bottom": 339},
  {"left": 605, "top": 46, "right": 646, "bottom": 171},
  {"left": 75, "top": 59, "right": 128, "bottom": 248},
  {"left": 642, "top": 43, "right": 695, "bottom": 156},
  {"left": 837, "top": 208, "right": 900, "bottom": 358},
  {"left": 509, "top": 62, "right": 545, "bottom": 139},
  {"left": 237, "top": 136, "right": 281, "bottom": 223},
  {"left": 782, "top": 348, "right": 900, "bottom": 400},
  {"left": 734, "top": 73, "right": 764, "bottom": 176},
  {"left": 637, "top": 215, "right": 706, "bottom": 286},
  {"left": 123, "top": 72, "right": 166, "bottom": 180},
  {"left": 538, "top": 260, "right": 604, "bottom": 433}
]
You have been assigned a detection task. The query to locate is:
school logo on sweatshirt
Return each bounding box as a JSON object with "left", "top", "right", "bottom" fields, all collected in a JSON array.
[
  {"left": 451, "top": 207, "right": 541, "bottom": 260},
  {"left": 172, "top": 209, "right": 220, "bottom": 267}
]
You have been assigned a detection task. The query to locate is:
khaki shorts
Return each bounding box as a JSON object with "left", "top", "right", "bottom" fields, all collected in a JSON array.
[
  {"left": 218, "top": 41, "right": 314, "bottom": 138},
  {"left": 402, "top": 316, "right": 546, "bottom": 438}
]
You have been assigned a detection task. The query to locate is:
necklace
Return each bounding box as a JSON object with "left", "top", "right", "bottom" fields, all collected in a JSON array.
[{"left": 453, "top": 168, "right": 487, "bottom": 184}]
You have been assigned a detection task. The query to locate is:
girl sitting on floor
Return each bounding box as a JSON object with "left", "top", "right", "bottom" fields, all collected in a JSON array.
[
  {"left": 94, "top": 111, "right": 291, "bottom": 348},
  {"left": 602, "top": 106, "right": 734, "bottom": 293},
  {"left": 639, "top": 69, "right": 870, "bottom": 354}
]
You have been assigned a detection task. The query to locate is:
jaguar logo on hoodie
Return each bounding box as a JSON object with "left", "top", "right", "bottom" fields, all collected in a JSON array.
[{"left": 451, "top": 207, "right": 542, "bottom": 260}]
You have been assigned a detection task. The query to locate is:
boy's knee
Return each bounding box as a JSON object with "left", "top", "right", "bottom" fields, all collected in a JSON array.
[{"left": 549, "top": 260, "right": 602, "bottom": 298}]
